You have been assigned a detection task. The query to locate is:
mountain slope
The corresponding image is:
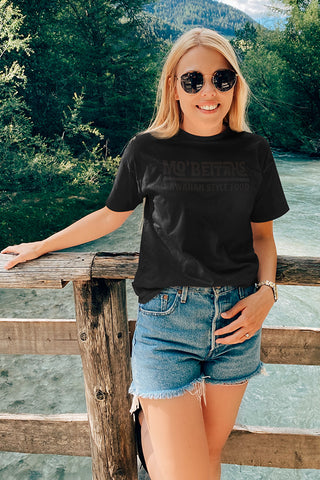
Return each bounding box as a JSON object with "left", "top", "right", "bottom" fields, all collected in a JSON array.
[{"left": 145, "top": 0, "right": 257, "bottom": 38}]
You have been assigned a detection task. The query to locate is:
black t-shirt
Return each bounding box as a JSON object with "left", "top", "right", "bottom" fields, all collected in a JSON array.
[{"left": 106, "top": 127, "right": 289, "bottom": 304}]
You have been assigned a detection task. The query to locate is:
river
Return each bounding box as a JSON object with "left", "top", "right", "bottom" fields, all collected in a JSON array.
[{"left": 0, "top": 150, "right": 319, "bottom": 479}]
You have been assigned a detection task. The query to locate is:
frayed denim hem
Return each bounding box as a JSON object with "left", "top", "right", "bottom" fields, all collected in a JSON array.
[
  {"left": 204, "top": 361, "right": 267, "bottom": 386},
  {"left": 129, "top": 376, "right": 206, "bottom": 414}
]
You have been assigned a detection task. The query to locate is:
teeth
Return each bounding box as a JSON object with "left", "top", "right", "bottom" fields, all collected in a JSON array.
[{"left": 198, "top": 104, "right": 219, "bottom": 111}]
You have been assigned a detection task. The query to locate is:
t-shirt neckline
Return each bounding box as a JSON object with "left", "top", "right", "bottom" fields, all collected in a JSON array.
[{"left": 177, "top": 126, "right": 233, "bottom": 142}]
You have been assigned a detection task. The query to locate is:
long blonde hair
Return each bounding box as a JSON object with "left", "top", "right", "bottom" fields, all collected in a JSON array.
[{"left": 145, "top": 27, "right": 251, "bottom": 137}]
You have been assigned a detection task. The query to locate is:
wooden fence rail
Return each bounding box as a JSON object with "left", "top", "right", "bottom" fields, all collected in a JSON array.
[
  {"left": 0, "top": 319, "right": 319, "bottom": 365},
  {"left": 0, "top": 252, "right": 319, "bottom": 289},
  {"left": 0, "top": 252, "right": 319, "bottom": 478}
]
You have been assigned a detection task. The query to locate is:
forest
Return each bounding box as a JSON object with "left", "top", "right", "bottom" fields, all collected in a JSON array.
[
  {"left": 1, "top": 0, "right": 319, "bottom": 247},
  {"left": 145, "top": 0, "right": 256, "bottom": 38}
]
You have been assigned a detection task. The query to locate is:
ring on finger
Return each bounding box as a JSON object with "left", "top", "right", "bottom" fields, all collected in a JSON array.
[{"left": 245, "top": 333, "right": 250, "bottom": 338}]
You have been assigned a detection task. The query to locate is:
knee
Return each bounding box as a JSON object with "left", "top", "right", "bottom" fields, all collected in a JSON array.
[
  {"left": 208, "top": 442, "right": 225, "bottom": 464},
  {"left": 207, "top": 431, "right": 231, "bottom": 463},
  {"left": 209, "top": 449, "right": 222, "bottom": 464}
]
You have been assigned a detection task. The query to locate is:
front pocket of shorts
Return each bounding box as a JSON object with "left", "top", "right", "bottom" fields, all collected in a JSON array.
[{"left": 138, "top": 291, "right": 179, "bottom": 316}]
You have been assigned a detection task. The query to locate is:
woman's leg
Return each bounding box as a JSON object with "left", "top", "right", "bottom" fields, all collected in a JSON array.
[
  {"left": 202, "top": 382, "right": 248, "bottom": 479},
  {"left": 139, "top": 386, "right": 211, "bottom": 480},
  {"left": 139, "top": 409, "right": 162, "bottom": 480}
]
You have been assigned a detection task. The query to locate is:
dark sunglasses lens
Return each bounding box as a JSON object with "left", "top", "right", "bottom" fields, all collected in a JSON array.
[
  {"left": 213, "top": 70, "right": 237, "bottom": 91},
  {"left": 180, "top": 72, "right": 203, "bottom": 93}
]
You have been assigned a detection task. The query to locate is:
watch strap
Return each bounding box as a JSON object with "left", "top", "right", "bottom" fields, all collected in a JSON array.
[{"left": 255, "top": 280, "right": 278, "bottom": 302}]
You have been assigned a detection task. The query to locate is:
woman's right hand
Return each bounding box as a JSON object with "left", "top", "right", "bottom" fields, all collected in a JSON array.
[{"left": 1, "top": 241, "right": 46, "bottom": 270}]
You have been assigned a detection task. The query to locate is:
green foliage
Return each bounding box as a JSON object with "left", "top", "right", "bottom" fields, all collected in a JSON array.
[
  {"left": 0, "top": 0, "right": 31, "bottom": 57},
  {"left": 0, "top": 1, "right": 121, "bottom": 247},
  {"left": 0, "top": 187, "right": 113, "bottom": 247},
  {"left": 233, "top": 0, "right": 320, "bottom": 153},
  {"left": 61, "top": 91, "right": 104, "bottom": 157},
  {"left": 13, "top": 0, "right": 166, "bottom": 154},
  {"left": 0, "top": 1, "right": 116, "bottom": 194},
  {"left": 0, "top": 0, "right": 36, "bottom": 190},
  {"left": 0, "top": 0, "right": 31, "bottom": 148},
  {"left": 145, "top": 0, "right": 257, "bottom": 38}
]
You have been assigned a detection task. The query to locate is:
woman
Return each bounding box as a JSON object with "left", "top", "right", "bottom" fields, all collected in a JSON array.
[{"left": 2, "top": 28, "right": 289, "bottom": 480}]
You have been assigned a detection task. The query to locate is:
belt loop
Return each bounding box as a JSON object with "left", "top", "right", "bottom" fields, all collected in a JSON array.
[{"left": 181, "top": 286, "right": 188, "bottom": 303}]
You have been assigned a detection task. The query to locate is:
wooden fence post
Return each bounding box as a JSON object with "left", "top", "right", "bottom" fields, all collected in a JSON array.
[{"left": 73, "top": 278, "right": 137, "bottom": 480}]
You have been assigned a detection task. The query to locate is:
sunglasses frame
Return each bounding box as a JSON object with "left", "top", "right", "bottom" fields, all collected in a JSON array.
[{"left": 175, "top": 69, "right": 238, "bottom": 94}]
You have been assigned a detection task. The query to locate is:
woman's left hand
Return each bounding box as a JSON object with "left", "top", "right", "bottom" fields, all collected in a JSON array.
[{"left": 215, "top": 286, "right": 275, "bottom": 345}]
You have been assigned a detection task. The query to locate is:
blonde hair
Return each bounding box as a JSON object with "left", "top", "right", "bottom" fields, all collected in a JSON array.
[{"left": 145, "top": 27, "right": 251, "bottom": 137}]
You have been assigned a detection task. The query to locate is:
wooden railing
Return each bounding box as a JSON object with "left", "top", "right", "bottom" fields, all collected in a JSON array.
[{"left": 0, "top": 252, "right": 319, "bottom": 479}]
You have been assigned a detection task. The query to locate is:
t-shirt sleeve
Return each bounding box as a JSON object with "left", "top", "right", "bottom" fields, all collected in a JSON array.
[
  {"left": 105, "top": 138, "right": 143, "bottom": 212},
  {"left": 250, "top": 142, "right": 289, "bottom": 222}
]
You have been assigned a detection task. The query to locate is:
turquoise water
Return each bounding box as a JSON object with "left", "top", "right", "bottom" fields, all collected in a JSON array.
[{"left": 0, "top": 151, "right": 319, "bottom": 479}]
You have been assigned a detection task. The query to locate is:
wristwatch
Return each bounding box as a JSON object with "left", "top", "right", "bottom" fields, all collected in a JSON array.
[{"left": 255, "top": 280, "right": 278, "bottom": 302}]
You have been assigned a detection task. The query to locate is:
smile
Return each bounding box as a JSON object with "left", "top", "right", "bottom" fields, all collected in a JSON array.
[{"left": 197, "top": 104, "right": 219, "bottom": 111}]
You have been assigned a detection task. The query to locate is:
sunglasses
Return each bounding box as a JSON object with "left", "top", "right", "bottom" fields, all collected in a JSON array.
[{"left": 176, "top": 69, "right": 238, "bottom": 94}]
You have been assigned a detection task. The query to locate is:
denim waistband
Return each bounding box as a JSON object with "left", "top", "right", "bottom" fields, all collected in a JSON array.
[
  {"left": 173, "top": 285, "right": 236, "bottom": 292},
  {"left": 163, "top": 285, "right": 244, "bottom": 303}
]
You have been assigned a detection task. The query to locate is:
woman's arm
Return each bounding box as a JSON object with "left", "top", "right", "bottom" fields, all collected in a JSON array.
[
  {"left": 215, "top": 220, "right": 277, "bottom": 344},
  {"left": 251, "top": 220, "right": 277, "bottom": 300},
  {"left": 1, "top": 206, "right": 133, "bottom": 270}
]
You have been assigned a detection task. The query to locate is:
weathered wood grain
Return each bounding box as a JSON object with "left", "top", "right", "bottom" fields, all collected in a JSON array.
[
  {"left": 1, "top": 252, "right": 319, "bottom": 287},
  {"left": 92, "top": 252, "right": 139, "bottom": 279},
  {"left": 0, "top": 413, "right": 90, "bottom": 456},
  {"left": 0, "top": 414, "right": 319, "bottom": 470},
  {"left": 1, "top": 319, "right": 319, "bottom": 365},
  {"left": 276, "top": 256, "right": 320, "bottom": 286},
  {"left": 0, "top": 318, "right": 79, "bottom": 355},
  {"left": 73, "top": 279, "right": 137, "bottom": 480},
  {"left": 261, "top": 326, "right": 320, "bottom": 364},
  {"left": 0, "top": 252, "right": 319, "bottom": 476},
  {"left": 0, "top": 252, "right": 96, "bottom": 288},
  {"left": 222, "top": 425, "right": 320, "bottom": 469}
]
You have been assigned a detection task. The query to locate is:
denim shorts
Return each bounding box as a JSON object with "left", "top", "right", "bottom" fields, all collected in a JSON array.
[{"left": 129, "top": 284, "right": 264, "bottom": 401}]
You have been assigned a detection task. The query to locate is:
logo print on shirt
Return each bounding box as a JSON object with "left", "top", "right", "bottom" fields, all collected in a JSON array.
[{"left": 162, "top": 160, "right": 250, "bottom": 192}]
